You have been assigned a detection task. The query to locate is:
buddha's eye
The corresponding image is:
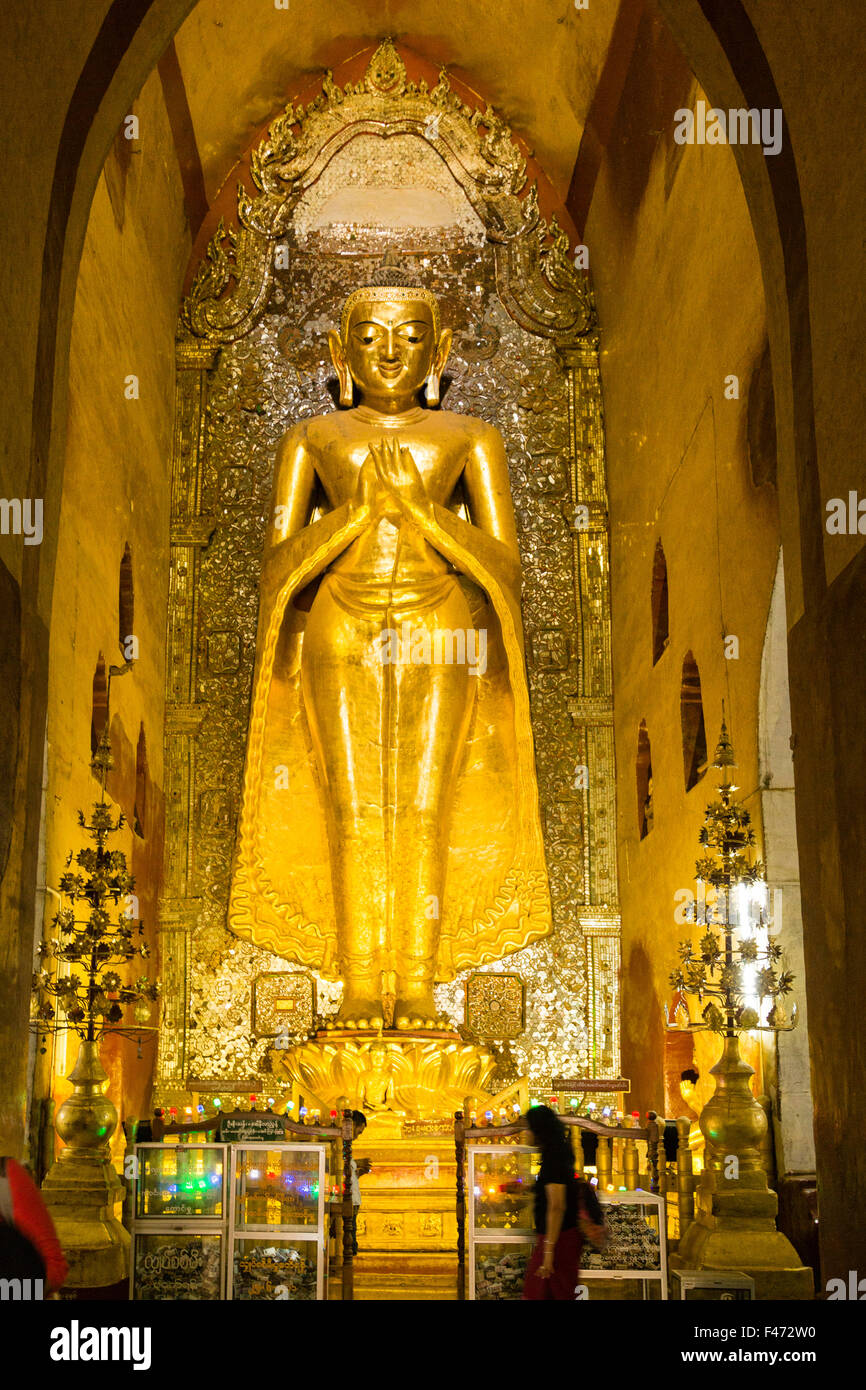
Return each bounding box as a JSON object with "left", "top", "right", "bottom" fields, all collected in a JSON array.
[{"left": 353, "top": 325, "right": 382, "bottom": 345}]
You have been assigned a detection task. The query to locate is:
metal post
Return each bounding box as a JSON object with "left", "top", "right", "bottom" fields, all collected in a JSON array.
[
  {"left": 572, "top": 1121, "right": 585, "bottom": 1176},
  {"left": 676, "top": 1115, "right": 695, "bottom": 1241},
  {"left": 646, "top": 1111, "right": 662, "bottom": 1194},
  {"left": 455, "top": 1111, "right": 466, "bottom": 1301},
  {"left": 623, "top": 1134, "right": 639, "bottom": 1191},
  {"left": 596, "top": 1135, "right": 612, "bottom": 1192}
]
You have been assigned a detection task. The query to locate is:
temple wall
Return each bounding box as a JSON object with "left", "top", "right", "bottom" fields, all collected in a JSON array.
[
  {"left": 585, "top": 18, "right": 780, "bottom": 1120},
  {"left": 0, "top": 0, "right": 117, "bottom": 1161},
  {"left": 0, "top": 0, "right": 109, "bottom": 549},
  {"left": 739, "top": 0, "right": 866, "bottom": 1280},
  {"left": 759, "top": 552, "right": 815, "bottom": 1177},
  {"left": 38, "top": 68, "right": 189, "bottom": 1165}
]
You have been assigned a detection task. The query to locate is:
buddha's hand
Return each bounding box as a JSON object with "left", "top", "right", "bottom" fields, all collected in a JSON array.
[
  {"left": 369, "top": 438, "right": 432, "bottom": 525},
  {"left": 348, "top": 451, "right": 380, "bottom": 523}
]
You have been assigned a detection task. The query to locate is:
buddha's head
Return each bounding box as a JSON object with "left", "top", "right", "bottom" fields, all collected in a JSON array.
[
  {"left": 329, "top": 262, "right": 452, "bottom": 411},
  {"left": 679, "top": 1066, "right": 700, "bottom": 1114}
]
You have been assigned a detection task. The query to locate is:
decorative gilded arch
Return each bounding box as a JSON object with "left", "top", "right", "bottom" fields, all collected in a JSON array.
[{"left": 179, "top": 38, "right": 595, "bottom": 350}]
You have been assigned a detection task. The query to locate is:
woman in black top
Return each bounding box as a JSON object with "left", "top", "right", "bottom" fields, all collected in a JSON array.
[{"left": 522, "top": 1105, "right": 606, "bottom": 1301}]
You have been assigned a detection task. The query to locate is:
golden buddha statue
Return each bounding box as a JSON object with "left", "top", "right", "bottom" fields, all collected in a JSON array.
[
  {"left": 360, "top": 1042, "right": 396, "bottom": 1112},
  {"left": 228, "top": 262, "right": 551, "bottom": 1027}
]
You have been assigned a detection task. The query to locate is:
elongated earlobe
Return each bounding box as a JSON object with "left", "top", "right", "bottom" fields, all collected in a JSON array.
[
  {"left": 328, "top": 328, "right": 354, "bottom": 408},
  {"left": 426, "top": 328, "right": 451, "bottom": 408},
  {"left": 339, "top": 370, "right": 354, "bottom": 407}
]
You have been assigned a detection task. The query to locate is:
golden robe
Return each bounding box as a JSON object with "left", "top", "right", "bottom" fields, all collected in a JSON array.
[{"left": 228, "top": 494, "right": 551, "bottom": 981}]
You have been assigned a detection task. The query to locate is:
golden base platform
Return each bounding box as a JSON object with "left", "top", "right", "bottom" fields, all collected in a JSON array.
[
  {"left": 353, "top": 1113, "right": 457, "bottom": 1254},
  {"left": 271, "top": 1027, "right": 497, "bottom": 1118},
  {"left": 330, "top": 1252, "right": 458, "bottom": 1301},
  {"left": 273, "top": 1028, "right": 492, "bottom": 1267}
]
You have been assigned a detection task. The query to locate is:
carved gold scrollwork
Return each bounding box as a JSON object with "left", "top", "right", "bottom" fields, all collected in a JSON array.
[{"left": 178, "top": 39, "right": 594, "bottom": 350}]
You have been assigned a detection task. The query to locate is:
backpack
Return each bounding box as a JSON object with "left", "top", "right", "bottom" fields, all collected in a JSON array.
[
  {"left": 576, "top": 1177, "right": 607, "bottom": 1250},
  {"left": 0, "top": 1157, "right": 47, "bottom": 1281}
]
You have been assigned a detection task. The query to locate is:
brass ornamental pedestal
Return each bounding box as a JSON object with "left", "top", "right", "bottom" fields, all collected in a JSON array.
[
  {"left": 671, "top": 1035, "right": 813, "bottom": 1298},
  {"left": 669, "top": 718, "right": 812, "bottom": 1298},
  {"left": 41, "top": 1041, "right": 130, "bottom": 1289}
]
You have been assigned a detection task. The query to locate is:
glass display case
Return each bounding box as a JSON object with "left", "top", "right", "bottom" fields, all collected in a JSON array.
[
  {"left": 472, "top": 1240, "right": 534, "bottom": 1301},
  {"left": 231, "top": 1239, "right": 320, "bottom": 1301},
  {"left": 467, "top": 1144, "right": 536, "bottom": 1300},
  {"left": 131, "top": 1141, "right": 332, "bottom": 1299},
  {"left": 131, "top": 1144, "right": 228, "bottom": 1300},
  {"left": 227, "top": 1144, "right": 328, "bottom": 1300},
  {"left": 132, "top": 1232, "right": 224, "bottom": 1301},
  {"left": 581, "top": 1189, "right": 668, "bottom": 1299},
  {"left": 134, "top": 1143, "right": 227, "bottom": 1221},
  {"left": 466, "top": 1147, "right": 669, "bottom": 1301},
  {"left": 671, "top": 1269, "right": 754, "bottom": 1300}
]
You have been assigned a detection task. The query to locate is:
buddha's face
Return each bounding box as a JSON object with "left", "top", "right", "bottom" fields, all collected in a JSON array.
[
  {"left": 345, "top": 298, "right": 436, "bottom": 399},
  {"left": 369, "top": 1045, "right": 387, "bottom": 1068},
  {"left": 329, "top": 295, "right": 452, "bottom": 411}
]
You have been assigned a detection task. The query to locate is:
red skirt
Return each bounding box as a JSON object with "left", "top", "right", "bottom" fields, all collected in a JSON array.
[{"left": 522, "top": 1227, "right": 583, "bottom": 1301}]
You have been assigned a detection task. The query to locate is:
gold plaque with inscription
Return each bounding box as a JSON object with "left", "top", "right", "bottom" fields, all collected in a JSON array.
[{"left": 252, "top": 972, "right": 315, "bottom": 1038}]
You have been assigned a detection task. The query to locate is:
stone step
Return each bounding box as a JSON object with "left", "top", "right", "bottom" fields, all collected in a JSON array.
[{"left": 328, "top": 1253, "right": 462, "bottom": 1301}]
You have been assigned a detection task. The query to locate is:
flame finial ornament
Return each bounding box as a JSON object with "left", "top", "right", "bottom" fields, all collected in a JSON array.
[{"left": 712, "top": 700, "right": 737, "bottom": 772}]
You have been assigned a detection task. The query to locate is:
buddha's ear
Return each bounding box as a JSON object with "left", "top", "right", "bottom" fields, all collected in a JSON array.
[
  {"left": 434, "top": 327, "right": 453, "bottom": 377},
  {"left": 328, "top": 328, "right": 353, "bottom": 407},
  {"left": 426, "top": 328, "right": 452, "bottom": 408}
]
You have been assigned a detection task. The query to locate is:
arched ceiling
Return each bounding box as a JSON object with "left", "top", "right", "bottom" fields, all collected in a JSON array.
[{"left": 170, "top": 0, "right": 625, "bottom": 210}]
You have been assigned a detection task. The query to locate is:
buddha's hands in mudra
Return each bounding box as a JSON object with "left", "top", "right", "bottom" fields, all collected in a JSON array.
[{"left": 352, "top": 438, "right": 432, "bottom": 527}]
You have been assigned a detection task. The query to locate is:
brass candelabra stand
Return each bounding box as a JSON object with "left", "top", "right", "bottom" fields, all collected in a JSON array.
[
  {"left": 667, "top": 715, "right": 812, "bottom": 1299},
  {"left": 31, "top": 729, "right": 159, "bottom": 1288}
]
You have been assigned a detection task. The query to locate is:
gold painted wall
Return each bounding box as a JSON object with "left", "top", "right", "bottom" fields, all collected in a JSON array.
[
  {"left": 39, "top": 69, "right": 190, "bottom": 1166},
  {"left": 586, "top": 42, "right": 780, "bottom": 1115}
]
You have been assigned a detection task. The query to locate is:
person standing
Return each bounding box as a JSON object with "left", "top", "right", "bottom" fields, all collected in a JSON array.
[
  {"left": 349, "top": 1111, "right": 372, "bottom": 1257},
  {"left": 521, "top": 1106, "right": 605, "bottom": 1301},
  {"left": 0, "top": 1156, "right": 68, "bottom": 1293}
]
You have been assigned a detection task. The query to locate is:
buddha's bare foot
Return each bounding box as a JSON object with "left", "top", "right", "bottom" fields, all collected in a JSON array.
[
  {"left": 338, "top": 996, "right": 382, "bottom": 1029},
  {"left": 395, "top": 995, "right": 439, "bottom": 1029}
]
